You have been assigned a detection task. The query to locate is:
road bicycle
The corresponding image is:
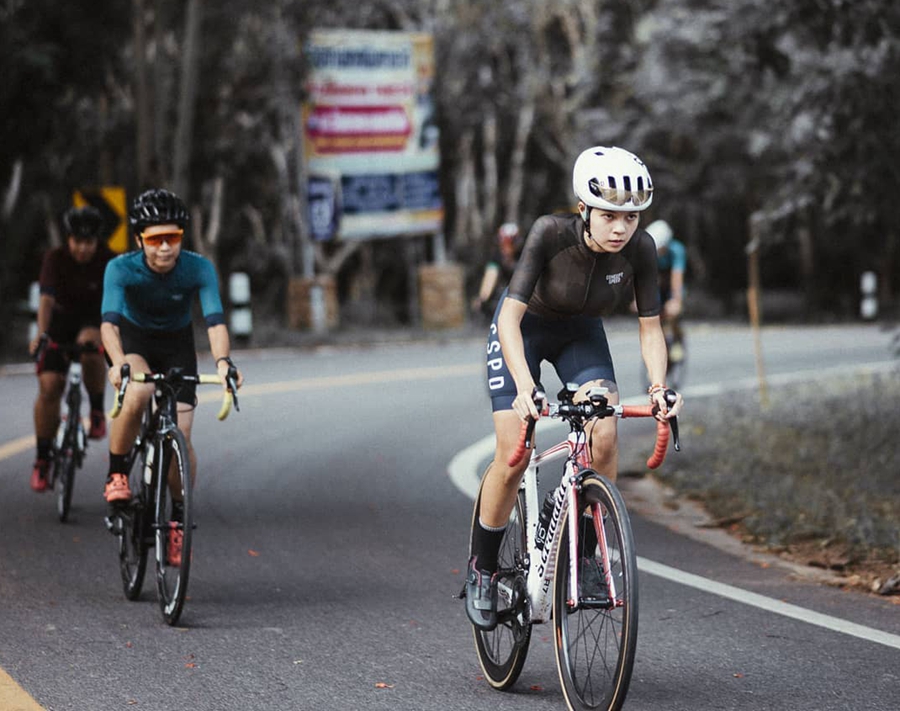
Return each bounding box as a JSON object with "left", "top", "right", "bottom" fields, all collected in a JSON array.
[
  {"left": 467, "top": 383, "right": 679, "bottom": 711},
  {"left": 34, "top": 338, "right": 98, "bottom": 522},
  {"left": 105, "top": 364, "right": 238, "bottom": 625}
]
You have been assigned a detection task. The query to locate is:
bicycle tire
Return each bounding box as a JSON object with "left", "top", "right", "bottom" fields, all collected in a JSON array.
[
  {"left": 554, "top": 473, "right": 638, "bottom": 711},
  {"left": 55, "top": 433, "right": 77, "bottom": 522},
  {"left": 56, "top": 387, "right": 84, "bottom": 522},
  {"left": 471, "top": 486, "right": 532, "bottom": 690},
  {"left": 118, "top": 437, "right": 150, "bottom": 601},
  {"left": 154, "top": 427, "right": 193, "bottom": 626}
]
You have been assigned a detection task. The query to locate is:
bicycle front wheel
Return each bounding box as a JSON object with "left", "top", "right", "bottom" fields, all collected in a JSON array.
[
  {"left": 118, "top": 441, "right": 150, "bottom": 601},
  {"left": 155, "top": 428, "right": 193, "bottom": 626},
  {"left": 554, "top": 473, "right": 638, "bottom": 711},
  {"left": 471, "top": 486, "right": 531, "bottom": 690}
]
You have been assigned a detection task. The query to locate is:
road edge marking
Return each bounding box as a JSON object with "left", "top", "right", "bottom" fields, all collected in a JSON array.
[
  {"left": 637, "top": 556, "right": 900, "bottom": 651},
  {"left": 0, "top": 667, "right": 44, "bottom": 711}
]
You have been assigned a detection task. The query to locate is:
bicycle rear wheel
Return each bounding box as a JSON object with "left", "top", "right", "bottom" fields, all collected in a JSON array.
[
  {"left": 471, "top": 486, "right": 531, "bottom": 690},
  {"left": 554, "top": 473, "right": 638, "bottom": 711},
  {"left": 154, "top": 428, "right": 193, "bottom": 626},
  {"left": 118, "top": 441, "right": 150, "bottom": 601},
  {"left": 55, "top": 421, "right": 82, "bottom": 523}
]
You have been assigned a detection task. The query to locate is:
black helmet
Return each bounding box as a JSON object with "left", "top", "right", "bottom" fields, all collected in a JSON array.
[
  {"left": 129, "top": 189, "right": 190, "bottom": 233},
  {"left": 63, "top": 205, "right": 104, "bottom": 240}
]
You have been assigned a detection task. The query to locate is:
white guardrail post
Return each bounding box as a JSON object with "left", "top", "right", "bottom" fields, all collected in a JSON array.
[{"left": 228, "top": 272, "right": 252, "bottom": 343}]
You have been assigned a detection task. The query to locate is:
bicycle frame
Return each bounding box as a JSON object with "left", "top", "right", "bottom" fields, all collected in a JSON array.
[
  {"left": 516, "top": 427, "right": 606, "bottom": 624},
  {"left": 507, "top": 387, "right": 678, "bottom": 625}
]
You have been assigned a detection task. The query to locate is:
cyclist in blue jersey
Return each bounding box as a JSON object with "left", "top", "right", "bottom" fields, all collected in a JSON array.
[
  {"left": 100, "top": 190, "right": 243, "bottom": 542},
  {"left": 644, "top": 219, "right": 686, "bottom": 384}
]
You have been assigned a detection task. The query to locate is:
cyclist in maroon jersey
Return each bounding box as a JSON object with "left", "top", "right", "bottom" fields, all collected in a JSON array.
[
  {"left": 465, "top": 146, "right": 684, "bottom": 630},
  {"left": 28, "top": 206, "right": 114, "bottom": 492},
  {"left": 472, "top": 223, "right": 523, "bottom": 318}
]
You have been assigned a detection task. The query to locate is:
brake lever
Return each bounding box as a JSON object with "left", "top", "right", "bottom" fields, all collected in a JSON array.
[
  {"left": 665, "top": 389, "right": 681, "bottom": 452},
  {"left": 226, "top": 365, "right": 240, "bottom": 412}
]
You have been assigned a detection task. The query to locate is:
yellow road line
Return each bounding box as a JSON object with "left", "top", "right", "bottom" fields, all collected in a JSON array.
[
  {"left": 196, "top": 362, "right": 480, "bottom": 403},
  {"left": 2, "top": 363, "right": 483, "bottom": 458},
  {"left": 0, "top": 668, "right": 44, "bottom": 711},
  {"left": 0, "top": 435, "right": 34, "bottom": 463}
]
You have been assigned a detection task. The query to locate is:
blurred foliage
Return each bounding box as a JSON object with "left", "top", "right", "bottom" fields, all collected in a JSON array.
[{"left": 1, "top": 0, "right": 898, "bottom": 340}]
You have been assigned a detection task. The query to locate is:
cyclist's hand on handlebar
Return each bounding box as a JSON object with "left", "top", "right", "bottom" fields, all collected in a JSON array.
[
  {"left": 29, "top": 334, "right": 46, "bottom": 358},
  {"left": 650, "top": 387, "right": 683, "bottom": 421},
  {"left": 108, "top": 362, "right": 128, "bottom": 390},
  {"left": 216, "top": 358, "right": 243, "bottom": 390},
  {"left": 512, "top": 386, "right": 542, "bottom": 421}
]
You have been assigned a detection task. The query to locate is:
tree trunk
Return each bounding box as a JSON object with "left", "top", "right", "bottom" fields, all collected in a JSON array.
[
  {"left": 133, "top": 0, "right": 150, "bottom": 188},
  {"left": 152, "top": 0, "right": 169, "bottom": 185},
  {"left": 480, "top": 65, "right": 498, "bottom": 237},
  {"left": 796, "top": 221, "right": 815, "bottom": 312},
  {"left": 505, "top": 90, "right": 536, "bottom": 225},
  {"left": 172, "top": 0, "right": 203, "bottom": 201},
  {"left": 453, "top": 130, "right": 479, "bottom": 250},
  {"left": 2, "top": 159, "right": 22, "bottom": 220}
]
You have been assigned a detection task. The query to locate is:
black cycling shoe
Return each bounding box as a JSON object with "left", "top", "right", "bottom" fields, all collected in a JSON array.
[{"left": 465, "top": 556, "right": 499, "bottom": 631}]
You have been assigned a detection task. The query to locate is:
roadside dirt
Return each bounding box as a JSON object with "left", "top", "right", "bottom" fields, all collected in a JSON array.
[
  {"left": 618, "top": 367, "right": 900, "bottom": 601},
  {"left": 620, "top": 473, "right": 900, "bottom": 600}
]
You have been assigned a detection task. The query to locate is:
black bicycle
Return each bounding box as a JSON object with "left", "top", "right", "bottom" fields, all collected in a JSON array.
[
  {"left": 34, "top": 337, "right": 99, "bottom": 522},
  {"left": 106, "top": 364, "right": 238, "bottom": 625}
]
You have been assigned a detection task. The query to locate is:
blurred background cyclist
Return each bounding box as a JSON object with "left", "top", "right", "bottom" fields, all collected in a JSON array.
[
  {"left": 28, "top": 205, "right": 114, "bottom": 492},
  {"left": 644, "top": 219, "right": 686, "bottom": 386},
  {"left": 471, "top": 222, "right": 523, "bottom": 319}
]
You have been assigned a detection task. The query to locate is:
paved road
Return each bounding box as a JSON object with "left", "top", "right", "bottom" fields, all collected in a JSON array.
[{"left": 0, "top": 321, "right": 897, "bottom": 710}]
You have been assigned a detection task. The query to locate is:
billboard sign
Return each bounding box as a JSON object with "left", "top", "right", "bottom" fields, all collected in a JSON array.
[{"left": 303, "top": 30, "right": 443, "bottom": 240}]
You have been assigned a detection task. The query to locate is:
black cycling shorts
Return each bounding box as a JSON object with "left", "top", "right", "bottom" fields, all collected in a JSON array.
[
  {"left": 485, "top": 291, "right": 616, "bottom": 412},
  {"left": 116, "top": 319, "right": 198, "bottom": 406},
  {"left": 38, "top": 313, "right": 102, "bottom": 375}
]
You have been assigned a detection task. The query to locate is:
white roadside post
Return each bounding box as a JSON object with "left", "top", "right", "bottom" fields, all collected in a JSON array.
[
  {"left": 860, "top": 271, "right": 878, "bottom": 321},
  {"left": 28, "top": 281, "right": 40, "bottom": 342},
  {"left": 228, "top": 272, "right": 252, "bottom": 344}
]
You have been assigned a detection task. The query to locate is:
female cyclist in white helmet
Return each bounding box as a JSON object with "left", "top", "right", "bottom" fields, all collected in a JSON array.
[{"left": 465, "top": 146, "right": 684, "bottom": 630}]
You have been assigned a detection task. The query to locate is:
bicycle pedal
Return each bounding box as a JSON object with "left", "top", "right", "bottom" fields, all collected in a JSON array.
[{"left": 104, "top": 515, "right": 123, "bottom": 535}]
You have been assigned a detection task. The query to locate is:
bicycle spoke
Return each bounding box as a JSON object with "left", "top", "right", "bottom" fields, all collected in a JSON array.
[{"left": 555, "top": 474, "right": 638, "bottom": 711}]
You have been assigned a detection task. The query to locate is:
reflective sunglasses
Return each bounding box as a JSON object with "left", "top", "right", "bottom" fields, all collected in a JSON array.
[
  {"left": 588, "top": 178, "right": 653, "bottom": 207},
  {"left": 141, "top": 229, "right": 184, "bottom": 247}
]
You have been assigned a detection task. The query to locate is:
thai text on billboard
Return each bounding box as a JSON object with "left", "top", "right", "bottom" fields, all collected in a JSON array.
[{"left": 303, "top": 30, "right": 443, "bottom": 240}]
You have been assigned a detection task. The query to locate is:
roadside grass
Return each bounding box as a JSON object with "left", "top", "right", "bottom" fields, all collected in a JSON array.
[{"left": 654, "top": 368, "right": 900, "bottom": 593}]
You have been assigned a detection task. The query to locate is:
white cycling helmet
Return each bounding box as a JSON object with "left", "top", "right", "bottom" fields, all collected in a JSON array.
[
  {"left": 572, "top": 146, "right": 654, "bottom": 213},
  {"left": 645, "top": 219, "right": 673, "bottom": 250}
]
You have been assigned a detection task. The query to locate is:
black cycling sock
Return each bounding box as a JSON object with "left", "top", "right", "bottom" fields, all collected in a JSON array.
[
  {"left": 171, "top": 500, "right": 184, "bottom": 524},
  {"left": 472, "top": 517, "right": 506, "bottom": 573},
  {"left": 36, "top": 438, "right": 52, "bottom": 460},
  {"left": 89, "top": 392, "right": 104, "bottom": 412},
  {"left": 108, "top": 453, "right": 129, "bottom": 477},
  {"left": 578, "top": 514, "right": 599, "bottom": 559}
]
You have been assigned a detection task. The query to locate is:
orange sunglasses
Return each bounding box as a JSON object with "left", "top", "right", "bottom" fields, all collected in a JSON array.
[{"left": 141, "top": 229, "right": 184, "bottom": 247}]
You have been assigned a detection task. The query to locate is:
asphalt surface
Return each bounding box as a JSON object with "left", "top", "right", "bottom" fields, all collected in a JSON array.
[{"left": 1, "top": 321, "right": 898, "bottom": 710}]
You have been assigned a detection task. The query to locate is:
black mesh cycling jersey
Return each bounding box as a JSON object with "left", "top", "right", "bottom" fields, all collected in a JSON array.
[{"left": 506, "top": 213, "right": 661, "bottom": 319}]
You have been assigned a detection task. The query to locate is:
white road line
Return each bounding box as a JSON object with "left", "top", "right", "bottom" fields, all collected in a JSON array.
[
  {"left": 638, "top": 557, "right": 900, "bottom": 651},
  {"left": 447, "top": 361, "right": 900, "bottom": 651}
]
